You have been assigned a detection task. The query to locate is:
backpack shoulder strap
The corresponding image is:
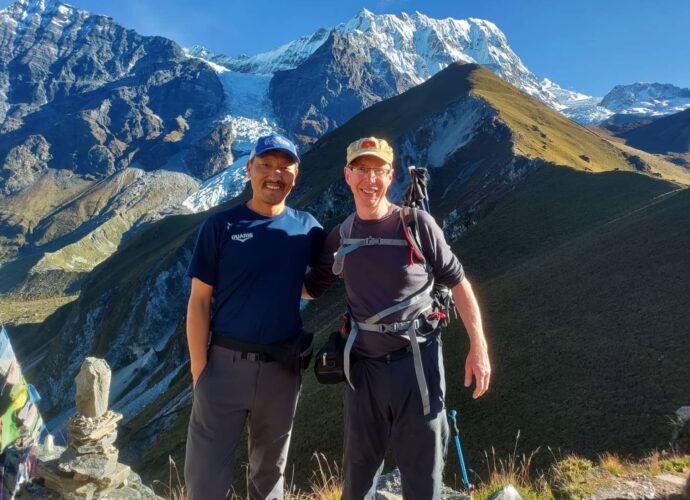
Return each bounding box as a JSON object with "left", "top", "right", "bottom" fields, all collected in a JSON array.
[
  {"left": 332, "top": 213, "right": 356, "bottom": 275},
  {"left": 332, "top": 212, "right": 409, "bottom": 275},
  {"left": 400, "top": 206, "right": 426, "bottom": 267}
]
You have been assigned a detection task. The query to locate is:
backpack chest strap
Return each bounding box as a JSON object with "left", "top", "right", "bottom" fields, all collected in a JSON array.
[
  {"left": 333, "top": 237, "right": 408, "bottom": 275},
  {"left": 342, "top": 279, "right": 435, "bottom": 415}
]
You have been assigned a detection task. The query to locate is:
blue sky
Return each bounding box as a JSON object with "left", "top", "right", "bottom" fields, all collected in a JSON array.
[{"left": 3, "top": 0, "right": 689, "bottom": 96}]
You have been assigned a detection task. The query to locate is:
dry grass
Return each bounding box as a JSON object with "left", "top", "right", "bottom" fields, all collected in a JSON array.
[
  {"left": 471, "top": 432, "right": 551, "bottom": 499},
  {"left": 598, "top": 452, "right": 626, "bottom": 476},
  {"left": 644, "top": 450, "right": 690, "bottom": 476},
  {"left": 285, "top": 453, "right": 343, "bottom": 500},
  {"left": 161, "top": 453, "right": 343, "bottom": 500},
  {"left": 153, "top": 456, "right": 186, "bottom": 500},
  {"left": 154, "top": 447, "right": 690, "bottom": 500},
  {"left": 548, "top": 454, "right": 597, "bottom": 498}
]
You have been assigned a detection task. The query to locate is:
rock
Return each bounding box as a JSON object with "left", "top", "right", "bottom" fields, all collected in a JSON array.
[
  {"left": 376, "top": 493, "right": 401, "bottom": 500},
  {"left": 91, "top": 462, "right": 131, "bottom": 489},
  {"left": 184, "top": 121, "right": 235, "bottom": 180},
  {"left": 673, "top": 406, "right": 690, "bottom": 453},
  {"left": 68, "top": 411, "right": 122, "bottom": 442},
  {"left": 657, "top": 474, "right": 687, "bottom": 487},
  {"left": 36, "top": 357, "right": 162, "bottom": 499},
  {"left": 70, "top": 432, "right": 118, "bottom": 455},
  {"left": 488, "top": 484, "right": 523, "bottom": 500},
  {"left": 37, "top": 459, "right": 100, "bottom": 499},
  {"left": 58, "top": 452, "right": 120, "bottom": 480},
  {"left": 270, "top": 31, "right": 405, "bottom": 143},
  {"left": 0, "top": 135, "right": 52, "bottom": 195},
  {"left": 375, "top": 468, "right": 470, "bottom": 499},
  {"left": 75, "top": 358, "right": 111, "bottom": 418}
]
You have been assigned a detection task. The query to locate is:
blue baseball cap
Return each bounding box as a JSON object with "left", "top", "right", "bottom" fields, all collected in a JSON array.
[{"left": 249, "top": 133, "right": 300, "bottom": 164}]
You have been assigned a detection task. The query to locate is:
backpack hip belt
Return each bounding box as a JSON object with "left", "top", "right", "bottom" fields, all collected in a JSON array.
[{"left": 343, "top": 281, "right": 436, "bottom": 416}]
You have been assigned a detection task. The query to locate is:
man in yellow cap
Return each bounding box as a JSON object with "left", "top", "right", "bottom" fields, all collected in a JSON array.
[{"left": 305, "top": 136, "right": 491, "bottom": 499}]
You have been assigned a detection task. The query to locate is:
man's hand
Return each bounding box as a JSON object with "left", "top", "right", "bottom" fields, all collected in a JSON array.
[
  {"left": 191, "top": 361, "right": 207, "bottom": 388},
  {"left": 464, "top": 343, "right": 491, "bottom": 398},
  {"left": 452, "top": 277, "right": 492, "bottom": 399}
]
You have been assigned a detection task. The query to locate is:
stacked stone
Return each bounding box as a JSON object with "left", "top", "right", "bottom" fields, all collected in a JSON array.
[{"left": 37, "top": 358, "right": 161, "bottom": 499}]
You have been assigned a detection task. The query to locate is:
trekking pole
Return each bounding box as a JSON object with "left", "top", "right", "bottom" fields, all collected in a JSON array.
[{"left": 447, "top": 410, "right": 472, "bottom": 492}]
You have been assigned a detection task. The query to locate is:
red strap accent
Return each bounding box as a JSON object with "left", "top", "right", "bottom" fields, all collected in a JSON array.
[
  {"left": 341, "top": 314, "right": 350, "bottom": 334},
  {"left": 402, "top": 227, "right": 424, "bottom": 264},
  {"left": 427, "top": 311, "right": 448, "bottom": 321}
]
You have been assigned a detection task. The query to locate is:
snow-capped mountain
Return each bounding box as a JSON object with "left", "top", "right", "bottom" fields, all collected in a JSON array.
[
  {"left": 188, "top": 27, "right": 332, "bottom": 74},
  {"left": 543, "top": 80, "right": 690, "bottom": 125},
  {"left": 182, "top": 8, "right": 565, "bottom": 210},
  {"left": 542, "top": 80, "right": 613, "bottom": 124},
  {"left": 194, "top": 9, "right": 558, "bottom": 107},
  {"left": 600, "top": 83, "right": 690, "bottom": 116}
]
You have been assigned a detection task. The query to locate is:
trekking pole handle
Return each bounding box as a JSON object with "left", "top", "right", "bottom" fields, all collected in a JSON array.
[{"left": 448, "top": 409, "right": 460, "bottom": 435}]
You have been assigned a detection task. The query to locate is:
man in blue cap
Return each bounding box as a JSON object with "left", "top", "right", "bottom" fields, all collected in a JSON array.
[{"left": 184, "top": 134, "right": 324, "bottom": 499}]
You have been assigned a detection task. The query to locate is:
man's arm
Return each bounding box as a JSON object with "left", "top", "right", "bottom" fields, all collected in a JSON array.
[
  {"left": 187, "top": 277, "right": 214, "bottom": 387},
  {"left": 303, "top": 226, "right": 340, "bottom": 300},
  {"left": 451, "top": 277, "right": 491, "bottom": 399}
]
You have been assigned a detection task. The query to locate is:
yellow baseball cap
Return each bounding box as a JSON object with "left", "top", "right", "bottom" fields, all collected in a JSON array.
[{"left": 346, "top": 137, "right": 394, "bottom": 165}]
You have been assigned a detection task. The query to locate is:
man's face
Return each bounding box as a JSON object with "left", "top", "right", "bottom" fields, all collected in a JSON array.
[
  {"left": 344, "top": 155, "right": 393, "bottom": 212},
  {"left": 246, "top": 151, "right": 298, "bottom": 207}
]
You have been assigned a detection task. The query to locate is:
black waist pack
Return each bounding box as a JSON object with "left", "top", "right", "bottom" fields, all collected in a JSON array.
[
  {"left": 265, "top": 330, "right": 314, "bottom": 375},
  {"left": 314, "top": 331, "right": 346, "bottom": 384}
]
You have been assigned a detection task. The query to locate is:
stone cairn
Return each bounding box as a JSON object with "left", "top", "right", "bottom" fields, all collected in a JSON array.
[{"left": 36, "top": 357, "right": 161, "bottom": 499}]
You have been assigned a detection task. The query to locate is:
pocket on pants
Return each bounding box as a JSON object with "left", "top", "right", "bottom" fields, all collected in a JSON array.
[{"left": 194, "top": 357, "right": 212, "bottom": 391}]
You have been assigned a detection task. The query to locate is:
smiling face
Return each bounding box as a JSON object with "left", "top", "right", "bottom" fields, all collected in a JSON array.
[
  {"left": 344, "top": 154, "right": 393, "bottom": 220},
  {"left": 246, "top": 150, "right": 298, "bottom": 216}
]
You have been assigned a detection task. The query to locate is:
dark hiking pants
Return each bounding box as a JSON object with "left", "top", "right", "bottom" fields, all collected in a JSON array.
[
  {"left": 342, "top": 339, "right": 449, "bottom": 500},
  {"left": 184, "top": 345, "right": 301, "bottom": 500}
]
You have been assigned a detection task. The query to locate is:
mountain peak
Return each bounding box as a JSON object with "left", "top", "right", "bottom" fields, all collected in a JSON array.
[
  {"left": 601, "top": 82, "right": 690, "bottom": 115},
  {"left": 12, "top": 0, "right": 71, "bottom": 13},
  {"left": 355, "top": 7, "right": 374, "bottom": 18}
]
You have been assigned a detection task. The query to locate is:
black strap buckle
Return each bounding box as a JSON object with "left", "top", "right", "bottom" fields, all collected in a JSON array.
[{"left": 241, "top": 352, "right": 273, "bottom": 362}]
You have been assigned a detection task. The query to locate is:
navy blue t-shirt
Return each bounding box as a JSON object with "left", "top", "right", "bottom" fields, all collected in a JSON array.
[{"left": 187, "top": 204, "right": 324, "bottom": 344}]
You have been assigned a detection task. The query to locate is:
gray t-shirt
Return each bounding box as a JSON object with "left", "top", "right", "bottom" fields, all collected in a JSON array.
[{"left": 305, "top": 205, "right": 464, "bottom": 357}]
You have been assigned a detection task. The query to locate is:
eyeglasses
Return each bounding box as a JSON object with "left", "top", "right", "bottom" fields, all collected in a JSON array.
[{"left": 348, "top": 165, "right": 392, "bottom": 178}]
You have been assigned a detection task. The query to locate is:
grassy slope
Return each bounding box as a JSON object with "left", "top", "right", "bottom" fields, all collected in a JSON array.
[
  {"left": 470, "top": 69, "right": 690, "bottom": 186},
  {"left": 440, "top": 168, "right": 689, "bottom": 473},
  {"left": 469, "top": 71, "right": 633, "bottom": 173},
  {"left": 294, "top": 63, "right": 660, "bottom": 211},
  {"left": 594, "top": 126, "right": 690, "bottom": 184}
]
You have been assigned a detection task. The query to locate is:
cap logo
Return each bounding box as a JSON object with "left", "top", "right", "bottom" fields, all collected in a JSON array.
[{"left": 361, "top": 140, "right": 377, "bottom": 148}]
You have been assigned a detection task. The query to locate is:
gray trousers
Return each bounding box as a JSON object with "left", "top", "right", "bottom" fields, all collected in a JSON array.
[
  {"left": 342, "top": 339, "right": 449, "bottom": 500},
  {"left": 184, "top": 345, "right": 301, "bottom": 500}
]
